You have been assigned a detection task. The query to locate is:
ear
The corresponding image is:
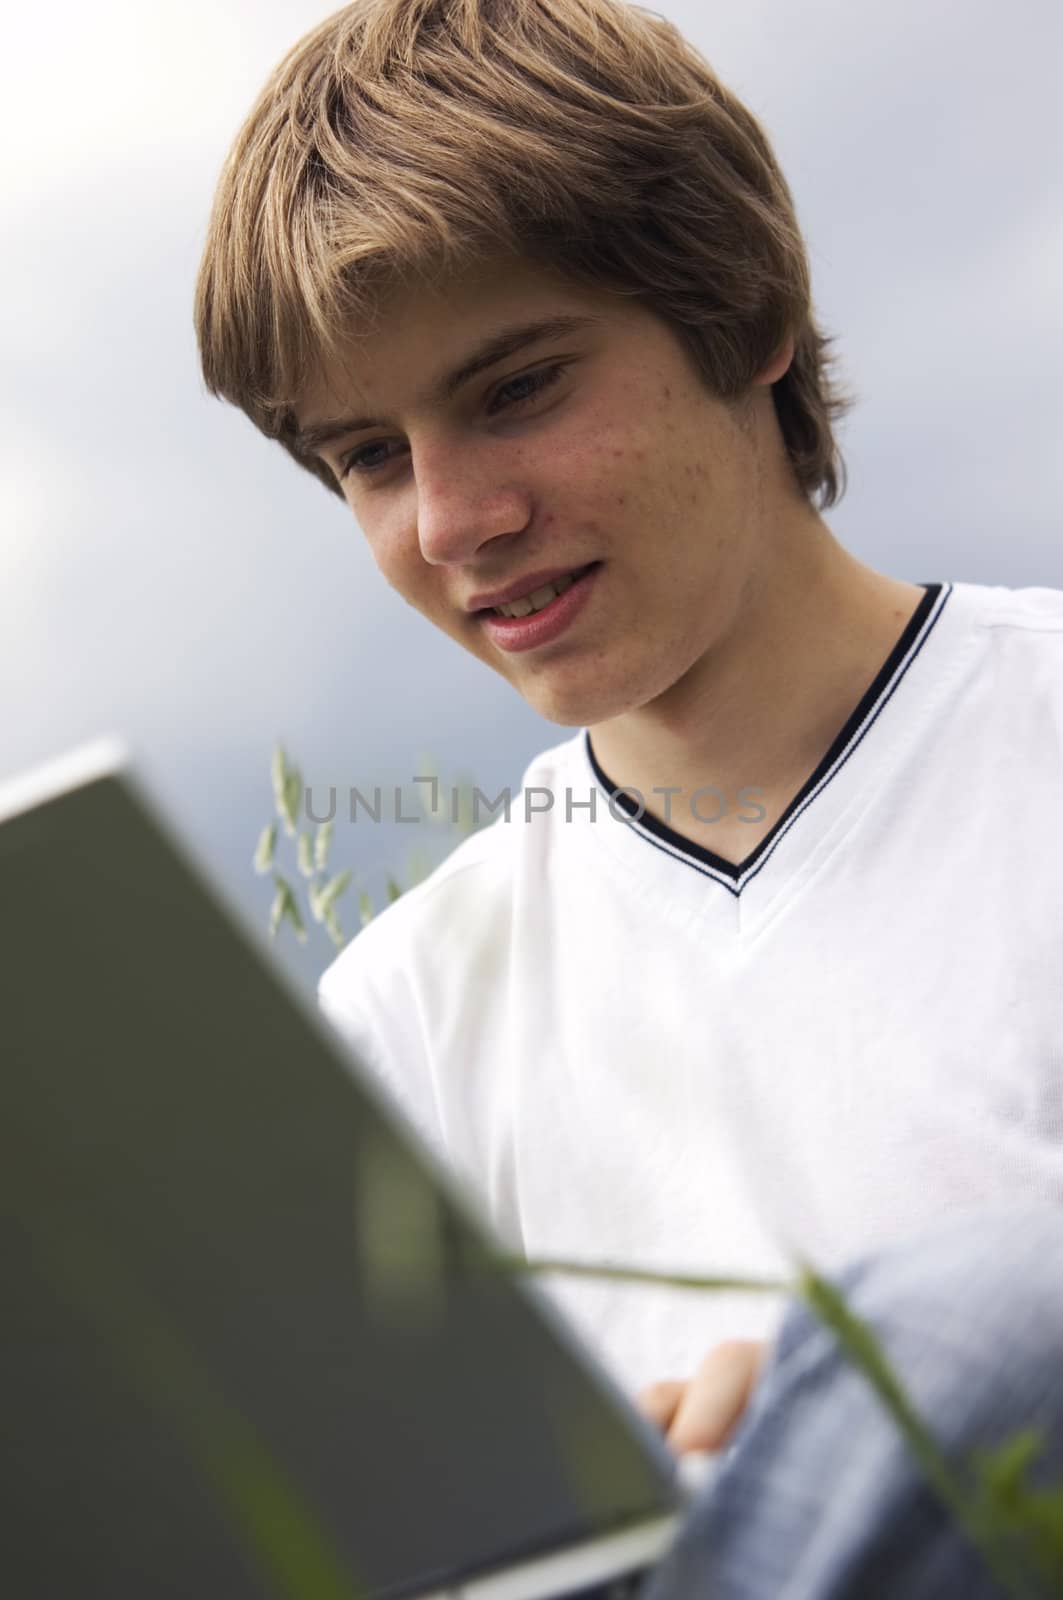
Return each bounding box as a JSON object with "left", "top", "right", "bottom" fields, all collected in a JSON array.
[{"left": 755, "top": 335, "right": 795, "bottom": 387}]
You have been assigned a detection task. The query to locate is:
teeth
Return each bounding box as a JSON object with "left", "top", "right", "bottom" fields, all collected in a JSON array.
[{"left": 493, "top": 571, "right": 577, "bottom": 618}]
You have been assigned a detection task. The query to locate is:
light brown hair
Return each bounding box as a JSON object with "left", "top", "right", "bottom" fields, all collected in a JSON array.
[{"left": 194, "top": 0, "right": 856, "bottom": 508}]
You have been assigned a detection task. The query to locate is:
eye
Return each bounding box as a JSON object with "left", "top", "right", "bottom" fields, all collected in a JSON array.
[
  {"left": 487, "top": 361, "right": 567, "bottom": 416},
  {"left": 338, "top": 361, "right": 569, "bottom": 481},
  {"left": 339, "top": 439, "right": 394, "bottom": 478}
]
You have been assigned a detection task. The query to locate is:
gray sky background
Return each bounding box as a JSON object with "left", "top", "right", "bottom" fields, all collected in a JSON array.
[{"left": 3, "top": 0, "right": 1061, "bottom": 993}]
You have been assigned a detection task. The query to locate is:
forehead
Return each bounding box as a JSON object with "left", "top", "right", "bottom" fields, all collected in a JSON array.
[{"left": 294, "top": 256, "right": 624, "bottom": 430}]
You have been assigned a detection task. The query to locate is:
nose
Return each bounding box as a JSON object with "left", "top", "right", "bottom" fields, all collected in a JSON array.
[{"left": 415, "top": 447, "right": 531, "bottom": 567}]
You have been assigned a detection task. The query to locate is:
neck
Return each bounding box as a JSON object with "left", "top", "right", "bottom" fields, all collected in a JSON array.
[{"left": 587, "top": 520, "right": 924, "bottom": 856}]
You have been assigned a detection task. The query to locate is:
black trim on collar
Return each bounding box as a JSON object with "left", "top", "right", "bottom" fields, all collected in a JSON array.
[{"left": 585, "top": 582, "right": 947, "bottom": 887}]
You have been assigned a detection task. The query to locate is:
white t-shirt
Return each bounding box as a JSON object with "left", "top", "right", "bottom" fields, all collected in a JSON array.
[{"left": 318, "top": 580, "right": 1063, "bottom": 1397}]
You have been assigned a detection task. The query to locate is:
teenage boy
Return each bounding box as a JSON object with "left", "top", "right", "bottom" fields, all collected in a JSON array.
[{"left": 195, "top": 0, "right": 1063, "bottom": 1590}]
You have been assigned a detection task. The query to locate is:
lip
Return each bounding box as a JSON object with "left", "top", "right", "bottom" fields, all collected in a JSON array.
[
  {"left": 465, "top": 563, "right": 598, "bottom": 613},
  {"left": 478, "top": 562, "right": 601, "bottom": 654}
]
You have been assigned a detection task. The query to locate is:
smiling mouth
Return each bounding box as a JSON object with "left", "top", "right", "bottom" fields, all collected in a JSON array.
[{"left": 477, "top": 562, "right": 601, "bottom": 618}]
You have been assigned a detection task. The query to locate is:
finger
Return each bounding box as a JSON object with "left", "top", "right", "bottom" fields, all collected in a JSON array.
[
  {"left": 634, "top": 1378, "right": 686, "bottom": 1435},
  {"left": 666, "top": 1339, "right": 764, "bottom": 1455}
]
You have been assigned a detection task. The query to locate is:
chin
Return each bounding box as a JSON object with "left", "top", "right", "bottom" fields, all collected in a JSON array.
[
  {"left": 520, "top": 681, "right": 630, "bottom": 730},
  {"left": 514, "top": 691, "right": 584, "bottom": 729}
]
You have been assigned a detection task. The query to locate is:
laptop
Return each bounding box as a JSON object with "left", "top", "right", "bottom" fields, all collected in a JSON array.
[{"left": 1, "top": 739, "right": 705, "bottom": 1600}]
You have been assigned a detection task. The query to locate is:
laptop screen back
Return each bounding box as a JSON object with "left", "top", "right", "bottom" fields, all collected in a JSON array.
[{"left": 1, "top": 766, "right": 677, "bottom": 1599}]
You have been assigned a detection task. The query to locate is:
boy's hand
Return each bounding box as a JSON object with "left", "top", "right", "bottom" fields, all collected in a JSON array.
[{"left": 635, "top": 1339, "right": 767, "bottom": 1456}]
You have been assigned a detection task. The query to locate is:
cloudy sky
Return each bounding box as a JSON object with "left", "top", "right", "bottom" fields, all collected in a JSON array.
[{"left": 3, "top": 0, "right": 1060, "bottom": 993}]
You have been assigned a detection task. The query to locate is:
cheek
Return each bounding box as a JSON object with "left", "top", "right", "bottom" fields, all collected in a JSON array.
[
  {"left": 371, "top": 537, "right": 460, "bottom": 634},
  {"left": 358, "top": 513, "right": 419, "bottom": 591},
  {"left": 607, "top": 445, "right": 682, "bottom": 529}
]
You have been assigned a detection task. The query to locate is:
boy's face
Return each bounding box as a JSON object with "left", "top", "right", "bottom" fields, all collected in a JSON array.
[{"left": 295, "top": 257, "right": 791, "bottom": 728}]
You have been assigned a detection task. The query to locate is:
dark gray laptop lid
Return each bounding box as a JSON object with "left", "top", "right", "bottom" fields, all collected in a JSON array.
[{"left": 0, "top": 744, "right": 679, "bottom": 1599}]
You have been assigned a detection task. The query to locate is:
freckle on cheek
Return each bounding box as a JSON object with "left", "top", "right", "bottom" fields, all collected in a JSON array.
[
  {"left": 617, "top": 495, "right": 626, "bottom": 506},
  {"left": 612, "top": 449, "right": 624, "bottom": 459}
]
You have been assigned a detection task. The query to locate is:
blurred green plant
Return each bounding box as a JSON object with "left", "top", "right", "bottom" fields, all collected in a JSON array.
[
  {"left": 254, "top": 744, "right": 489, "bottom": 953},
  {"left": 494, "top": 1251, "right": 1063, "bottom": 1599}
]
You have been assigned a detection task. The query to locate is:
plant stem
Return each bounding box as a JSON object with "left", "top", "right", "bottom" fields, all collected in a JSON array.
[{"left": 497, "top": 1250, "right": 1050, "bottom": 1600}]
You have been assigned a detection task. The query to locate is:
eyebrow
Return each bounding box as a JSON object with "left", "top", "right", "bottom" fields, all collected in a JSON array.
[{"left": 293, "top": 312, "right": 603, "bottom": 455}]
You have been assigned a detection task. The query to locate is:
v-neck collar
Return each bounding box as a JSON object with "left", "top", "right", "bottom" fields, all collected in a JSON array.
[{"left": 581, "top": 581, "right": 952, "bottom": 902}]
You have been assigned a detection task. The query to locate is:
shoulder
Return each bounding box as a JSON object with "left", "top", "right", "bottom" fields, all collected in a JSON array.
[
  {"left": 940, "top": 582, "right": 1063, "bottom": 772},
  {"left": 962, "top": 581, "right": 1063, "bottom": 699},
  {"left": 962, "top": 581, "right": 1063, "bottom": 637},
  {"left": 947, "top": 580, "right": 1063, "bottom": 692},
  {"left": 317, "top": 731, "right": 584, "bottom": 1022}
]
